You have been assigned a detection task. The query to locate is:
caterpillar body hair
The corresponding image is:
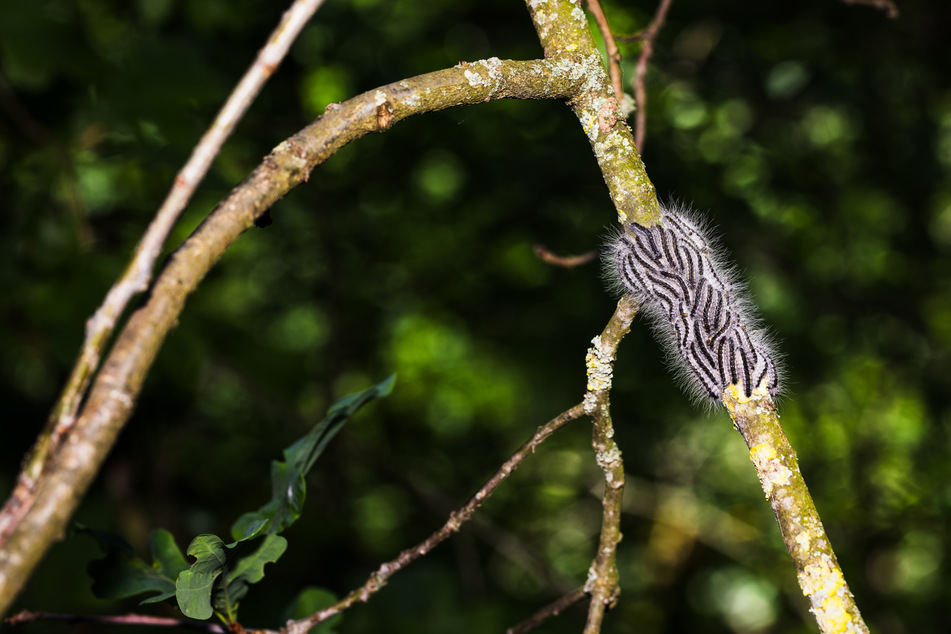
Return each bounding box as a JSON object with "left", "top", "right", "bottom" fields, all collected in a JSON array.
[{"left": 606, "top": 202, "right": 781, "bottom": 405}]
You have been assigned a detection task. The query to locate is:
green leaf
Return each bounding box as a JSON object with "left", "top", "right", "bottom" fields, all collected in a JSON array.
[
  {"left": 230, "top": 374, "right": 396, "bottom": 542},
  {"left": 216, "top": 534, "right": 288, "bottom": 621},
  {"left": 77, "top": 525, "right": 185, "bottom": 604},
  {"left": 176, "top": 533, "right": 288, "bottom": 622},
  {"left": 142, "top": 529, "right": 189, "bottom": 603},
  {"left": 176, "top": 535, "right": 229, "bottom": 620},
  {"left": 224, "top": 534, "right": 288, "bottom": 588}
]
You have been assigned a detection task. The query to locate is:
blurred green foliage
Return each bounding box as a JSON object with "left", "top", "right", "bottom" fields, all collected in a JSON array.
[{"left": 1, "top": 0, "right": 949, "bottom": 632}]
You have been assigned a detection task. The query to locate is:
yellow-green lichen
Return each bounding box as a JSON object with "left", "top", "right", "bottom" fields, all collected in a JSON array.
[{"left": 585, "top": 335, "right": 614, "bottom": 392}]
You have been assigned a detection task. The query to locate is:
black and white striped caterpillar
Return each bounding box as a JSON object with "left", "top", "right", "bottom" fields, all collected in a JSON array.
[{"left": 607, "top": 203, "right": 781, "bottom": 404}]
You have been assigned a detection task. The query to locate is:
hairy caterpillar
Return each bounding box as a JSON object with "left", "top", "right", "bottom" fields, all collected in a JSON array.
[{"left": 606, "top": 203, "right": 781, "bottom": 404}]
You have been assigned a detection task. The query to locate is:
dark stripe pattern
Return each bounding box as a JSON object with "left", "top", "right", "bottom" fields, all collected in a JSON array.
[{"left": 609, "top": 207, "right": 780, "bottom": 401}]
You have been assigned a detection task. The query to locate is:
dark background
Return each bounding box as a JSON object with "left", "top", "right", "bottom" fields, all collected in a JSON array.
[{"left": 1, "top": 0, "right": 949, "bottom": 632}]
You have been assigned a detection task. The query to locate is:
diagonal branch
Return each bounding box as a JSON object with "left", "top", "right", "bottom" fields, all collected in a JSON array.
[
  {"left": 585, "top": 0, "right": 624, "bottom": 101},
  {"left": 0, "top": 58, "right": 586, "bottom": 616},
  {"left": 506, "top": 588, "right": 588, "bottom": 634},
  {"left": 523, "top": 2, "right": 868, "bottom": 632},
  {"left": 283, "top": 404, "right": 587, "bottom": 634},
  {"left": 523, "top": 0, "right": 661, "bottom": 227},
  {"left": 722, "top": 387, "right": 870, "bottom": 633},
  {"left": 5, "top": 0, "right": 329, "bottom": 550},
  {"left": 632, "top": 0, "right": 673, "bottom": 151}
]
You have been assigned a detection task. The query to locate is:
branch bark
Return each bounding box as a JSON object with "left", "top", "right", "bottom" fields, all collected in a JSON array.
[
  {"left": 522, "top": 3, "right": 868, "bottom": 632},
  {"left": 14, "top": 0, "right": 329, "bottom": 503},
  {"left": 284, "top": 404, "right": 587, "bottom": 634},
  {"left": 0, "top": 4, "right": 872, "bottom": 633},
  {"left": 0, "top": 0, "right": 329, "bottom": 587},
  {"left": 581, "top": 295, "right": 638, "bottom": 632},
  {"left": 506, "top": 588, "right": 588, "bottom": 634},
  {"left": 0, "top": 58, "right": 585, "bottom": 616},
  {"left": 524, "top": 0, "right": 661, "bottom": 227},
  {"left": 722, "top": 386, "right": 869, "bottom": 633}
]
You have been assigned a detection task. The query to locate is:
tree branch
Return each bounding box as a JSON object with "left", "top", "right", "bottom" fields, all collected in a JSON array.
[
  {"left": 0, "top": 58, "right": 586, "bottom": 616},
  {"left": 585, "top": 0, "right": 624, "bottom": 101},
  {"left": 524, "top": 0, "right": 661, "bottom": 227},
  {"left": 506, "top": 587, "right": 588, "bottom": 634},
  {"left": 524, "top": 4, "right": 868, "bottom": 632},
  {"left": 722, "top": 386, "right": 870, "bottom": 633},
  {"left": 2, "top": 0, "right": 328, "bottom": 554},
  {"left": 841, "top": 0, "right": 899, "bottom": 18},
  {"left": 283, "top": 404, "right": 587, "bottom": 634},
  {"left": 580, "top": 295, "right": 638, "bottom": 632},
  {"left": 533, "top": 244, "right": 597, "bottom": 268},
  {"left": 633, "top": 0, "right": 673, "bottom": 151},
  {"left": 5, "top": 610, "right": 228, "bottom": 632}
]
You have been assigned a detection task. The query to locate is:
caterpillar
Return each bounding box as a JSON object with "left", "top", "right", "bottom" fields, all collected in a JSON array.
[{"left": 606, "top": 202, "right": 781, "bottom": 404}]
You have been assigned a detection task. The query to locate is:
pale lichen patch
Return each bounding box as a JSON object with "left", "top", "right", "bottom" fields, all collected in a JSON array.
[
  {"left": 796, "top": 531, "right": 812, "bottom": 553},
  {"left": 582, "top": 111, "right": 599, "bottom": 141},
  {"left": 463, "top": 57, "right": 504, "bottom": 91},
  {"left": 596, "top": 446, "right": 621, "bottom": 469},
  {"left": 585, "top": 335, "right": 614, "bottom": 392},
  {"left": 583, "top": 390, "right": 599, "bottom": 415},
  {"left": 464, "top": 69, "right": 485, "bottom": 88},
  {"left": 750, "top": 443, "right": 793, "bottom": 497},
  {"left": 584, "top": 561, "right": 599, "bottom": 592},
  {"left": 800, "top": 556, "right": 856, "bottom": 632},
  {"left": 571, "top": 5, "right": 586, "bottom": 24}
]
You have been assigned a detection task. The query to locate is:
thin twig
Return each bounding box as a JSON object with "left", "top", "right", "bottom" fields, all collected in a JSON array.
[
  {"left": 585, "top": 0, "right": 624, "bottom": 101},
  {"left": 841, "top": 0, "right": 899, "bottom": 18},
  {"left": 533, "top": 245, "right": 597, "bottom": 268},
  {"left": 4, "top": 610, "right": 228, "bottom": 632},
  {"left": 632, "top": 0, "right": 673, "bottom": 151},
  {"left": 283, "top": 404, "right": 587, "bottom": 634},
  {"left": 506, "top": 588, "right": 588, "bottom": 634},
  {"left": 1, "top": 0, "right": 329, "bottom": 543},
  {"left": 376, "top": 453, "right": 578, "bottom": 595},
  {"left": 581, "top": 295, "right": 638, "bottom": 633}
]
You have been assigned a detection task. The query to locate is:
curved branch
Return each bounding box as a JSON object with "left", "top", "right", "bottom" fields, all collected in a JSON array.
[
  {"left": 0, "top": 58, "right": 586, "bottom": 616},
  {"left": 533, "top": 244, "right": 597, "bottom": 268}
]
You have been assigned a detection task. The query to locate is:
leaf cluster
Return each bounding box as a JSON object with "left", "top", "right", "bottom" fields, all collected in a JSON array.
[{"left": 77, "top": 375, "right": 395, "bottom": 626}]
